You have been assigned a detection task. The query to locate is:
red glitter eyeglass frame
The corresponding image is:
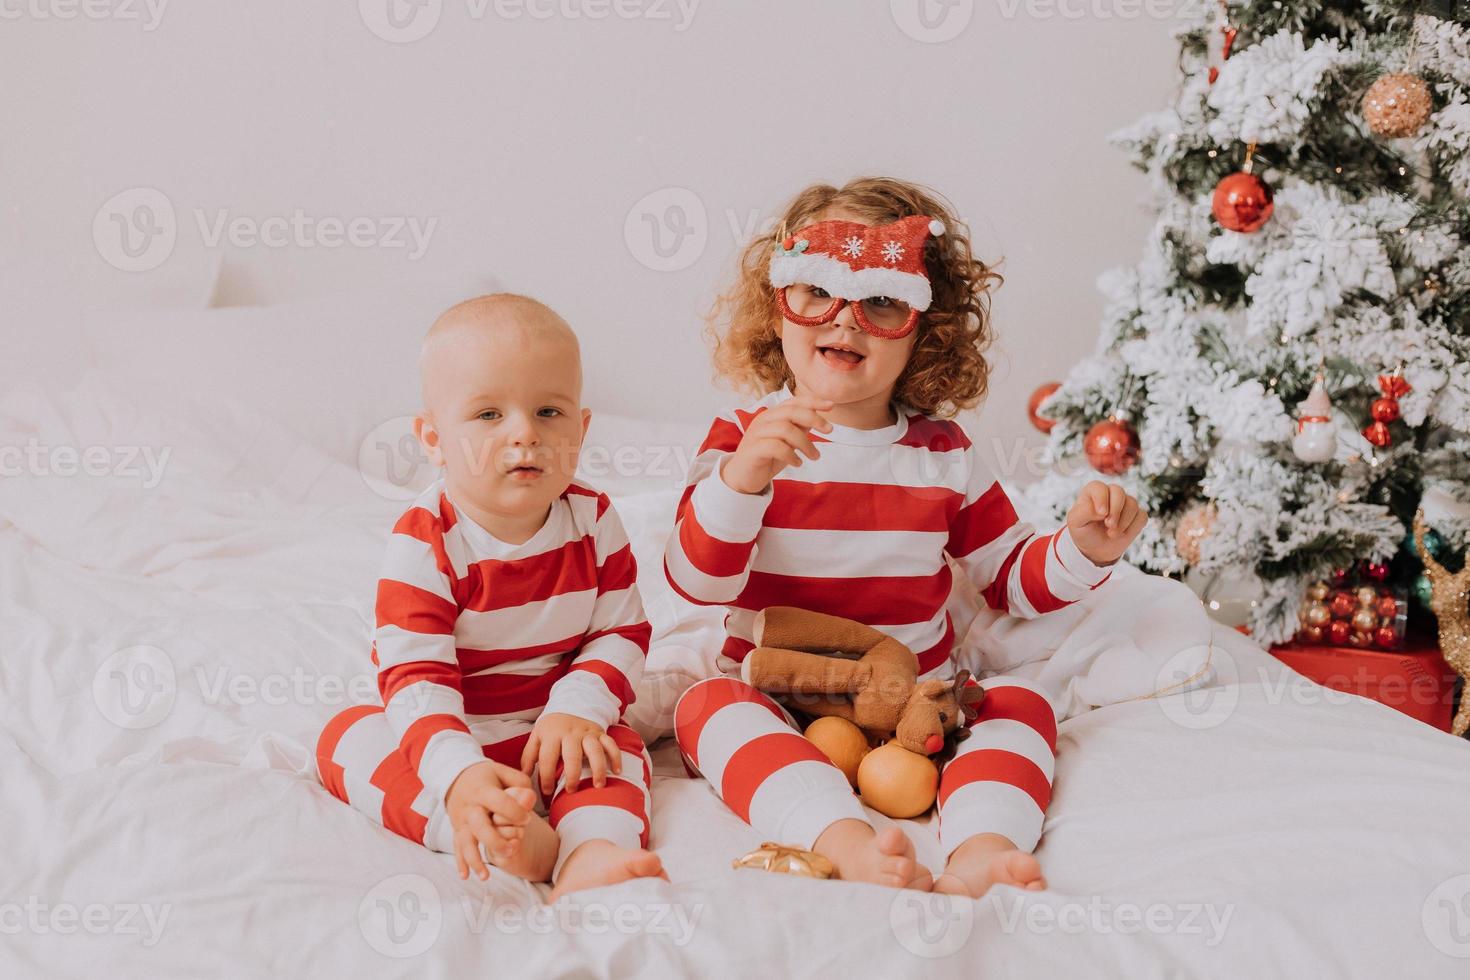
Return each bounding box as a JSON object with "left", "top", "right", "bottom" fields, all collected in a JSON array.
[{"left": 773, "top": 287, "right": 921, "bottom": 340}]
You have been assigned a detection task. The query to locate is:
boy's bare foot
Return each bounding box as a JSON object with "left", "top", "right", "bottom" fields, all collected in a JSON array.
[
  {"left": 932, "top": 833, "right": 1045, "bottom": 898},
  {"left": 547, "top": 841, "right": 667, "bottom": 901},
  {"left": 813, "top": 820, "right": 933, "bottom": 891},
  {"left": 485, "top": 787, "right": 558, "bottom": 883}
]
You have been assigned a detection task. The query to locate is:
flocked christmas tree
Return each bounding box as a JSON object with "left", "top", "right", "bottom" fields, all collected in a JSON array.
[{"left": 1023, "top": 1, "right": 1470, "bottom": 644}]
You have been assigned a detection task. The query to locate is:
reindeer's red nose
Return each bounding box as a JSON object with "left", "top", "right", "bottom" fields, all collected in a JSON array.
[{"left": 924, "top": 734, "right": 944, "bottom": 755}]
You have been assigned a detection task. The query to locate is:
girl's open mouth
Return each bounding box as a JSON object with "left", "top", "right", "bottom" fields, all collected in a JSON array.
[
  {"left": 818, "top": 345, "right": 865, "bottom": 370},
  {"left": 508, "top": 465, "right": 544, "bottom": 480}
]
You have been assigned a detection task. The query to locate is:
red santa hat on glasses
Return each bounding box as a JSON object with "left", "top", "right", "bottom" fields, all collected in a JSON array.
[{"left": 768, "top": 214, "right": 944, "bottom": 311}]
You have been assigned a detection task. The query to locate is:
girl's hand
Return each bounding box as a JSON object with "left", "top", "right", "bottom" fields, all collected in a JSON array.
[
  {"left": 1065, "top": 480, "right": 1148, "bottom": 567},
  {"left": 445, "top": 760, "right": 534, "bottom": 880},
  {"left": 719, "top": 394, "right": 834, "bottom": 495}
]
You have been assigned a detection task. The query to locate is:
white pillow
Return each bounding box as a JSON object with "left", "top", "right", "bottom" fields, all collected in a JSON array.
[
  {"left": 79, "top": 275, "right": 497, "bottom": 466},
  {"left": 1, "top": 249, "right": 221, "bottom": 394}
]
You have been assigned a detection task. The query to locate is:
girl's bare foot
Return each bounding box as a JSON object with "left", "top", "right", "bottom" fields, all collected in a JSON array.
[
  {"left": 485, "top": 787, "right": 558, "bottom": 883},
  {"left": 813, "top": 820, "right": 933, "bottom": 891},
  {"left": 932, "top": 833, "right": 1045, "bottom": 898},
  {"left": 547, "top": 841, "right": 667, "bottom": 901}
]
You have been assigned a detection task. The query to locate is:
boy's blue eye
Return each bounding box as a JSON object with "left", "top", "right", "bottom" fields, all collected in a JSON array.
[
  {"left": 478, "top": 410, "right": 500, "bottom": 421},
  {"left": 538, "top": 408, "right": 562, "bottom": 417}
]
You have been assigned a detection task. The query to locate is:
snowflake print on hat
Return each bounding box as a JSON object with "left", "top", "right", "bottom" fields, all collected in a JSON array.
[
  {"left": 842, "top": 235, "right": 864, "bottom": 258},
  {"left": 881, "top": 240, "right": 904, "bottom": 264}
]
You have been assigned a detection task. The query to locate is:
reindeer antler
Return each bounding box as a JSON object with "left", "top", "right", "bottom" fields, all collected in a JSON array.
[{"left": 952, "top": 669, "right": 985, "bottom": 723}]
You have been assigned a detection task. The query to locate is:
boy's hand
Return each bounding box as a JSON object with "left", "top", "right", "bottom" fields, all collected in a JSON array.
[
  {"left": 445, "top": 761, "right": 534, "bottom": 881},
  {"left": 720, "top": 394, "right": 834, "bottom": 495},
  {"left": 520, "top": 712, "right": 623, "bottom": 797},
  {"left": 1066, "top": 480, "right": 1148, "bottom": 567}
]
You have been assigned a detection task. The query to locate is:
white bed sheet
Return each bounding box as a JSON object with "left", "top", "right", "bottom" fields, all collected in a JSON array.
[{"left": 4, "top": 378, "right": 1470, "bottom": 979}]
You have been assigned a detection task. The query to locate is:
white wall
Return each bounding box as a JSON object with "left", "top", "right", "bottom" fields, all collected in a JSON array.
[{"left": 1, "top": 0, "right": 1181, "bottom": 475}]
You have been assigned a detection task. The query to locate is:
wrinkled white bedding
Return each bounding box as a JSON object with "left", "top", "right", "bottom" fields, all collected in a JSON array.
[{"left": 4, "top": 376, "right": 1470, "bottom": 979}]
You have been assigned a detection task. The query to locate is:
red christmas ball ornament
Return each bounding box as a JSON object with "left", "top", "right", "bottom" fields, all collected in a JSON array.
[
  {"left": 1329, "top": 567, "right": 1350, "bottom": 586},
  {"left": 1084, "top": 417, "right": 1139, "bottom": 475},
  {"left": 1329, "top": 591, "right": 1358, "bottom": 619},
  {"left": 1328, "top": 620, "right": 1352, "bottom": 645},
  {"left": 1027, "top": 382, "right": 1061, "bottom": 433},
  {"left": 1370, "top": 397, "right": 1401, "bottom": 423},
  {"left": 1363, "top": 421, "right": 1392, "bottom": 447},
  {"left": 1363, "top": 562, "right": 1390, "bottom": 583},
  {"left": 1212, "top": 171, "right": 1274, "bottom": 233},
  {"left": 1373, "top": 625, "right": 1399, "bottom": 649}
]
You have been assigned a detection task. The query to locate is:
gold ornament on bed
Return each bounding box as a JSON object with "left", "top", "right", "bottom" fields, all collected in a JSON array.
[
  {"left": 732, "top": 842, "right": 836, "bottom": 879},
  {"left": 1414, "top": 511, "right": 1470, "bottom": 736}
]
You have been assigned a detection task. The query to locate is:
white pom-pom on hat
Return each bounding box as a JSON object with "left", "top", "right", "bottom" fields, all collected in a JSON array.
[{"left": 928, "top": 219, "right": 945, "bottom": 236}]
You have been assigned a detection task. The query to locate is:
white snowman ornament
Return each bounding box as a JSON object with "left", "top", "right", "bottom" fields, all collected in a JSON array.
[{"left": 1291, "top": 377, "right": 1337, "bottom": 464}]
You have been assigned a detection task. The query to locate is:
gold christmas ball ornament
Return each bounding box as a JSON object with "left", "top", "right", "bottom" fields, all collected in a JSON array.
[
  {"left": 732, "top": 842, "right": 836, "bottom": 879},
  {"left": 1355, "top": 586, "right": 1378, "bottom": 608},
  {"left": 1351, "top": 607, "right": 1378, "bottom": 632},
  {"left": 1362, "top": 72, "right": 1433, "bottom": 138},
  {"left": 1304, "top": 602, "right": 1332, "bottom": 627},
  {"left": 1306, "top": 581, "right": 1330, "bottom": 602},
  {"left": 1175, "top": 503, "right": 1217, "bottom": 565}
]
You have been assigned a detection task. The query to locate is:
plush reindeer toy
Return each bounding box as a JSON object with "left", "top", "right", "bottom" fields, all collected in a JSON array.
[{"left": 742, "top": 606, "right": 983, "bottom": 756}]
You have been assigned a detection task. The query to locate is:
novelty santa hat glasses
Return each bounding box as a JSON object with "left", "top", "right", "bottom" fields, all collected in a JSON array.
[{"left": 768, "top": 214, "right": 944, "bottom": 339}]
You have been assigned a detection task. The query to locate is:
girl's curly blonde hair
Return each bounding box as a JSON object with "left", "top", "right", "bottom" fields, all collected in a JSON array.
[{"left": 707, "top": 176, "right": 1001, "bottom": 419}]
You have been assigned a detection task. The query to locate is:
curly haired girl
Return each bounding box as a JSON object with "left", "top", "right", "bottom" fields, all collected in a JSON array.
[{"left": 667, "top": 177, "right": 1147, "bottom": 896}]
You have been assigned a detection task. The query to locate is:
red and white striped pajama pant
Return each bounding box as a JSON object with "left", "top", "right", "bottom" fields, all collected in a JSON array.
[
  {"left": 674, "top": 673, "right": 1057, "bottom": 856},
  {"left": 316, "top": 706, "right": 653, "bottom": 879}
]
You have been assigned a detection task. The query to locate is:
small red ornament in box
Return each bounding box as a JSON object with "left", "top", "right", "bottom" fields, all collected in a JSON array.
[{"left": 1296, "top": 568, "right": 1406, "bottom": 650}]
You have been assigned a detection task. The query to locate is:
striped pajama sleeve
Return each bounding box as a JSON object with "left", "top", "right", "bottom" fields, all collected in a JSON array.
[
  {"left": 663, "top": 412, "right": 772, "bottom": 607},
  {"left": 372, "top": 506, "right": 487, "bottom": 805}
]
